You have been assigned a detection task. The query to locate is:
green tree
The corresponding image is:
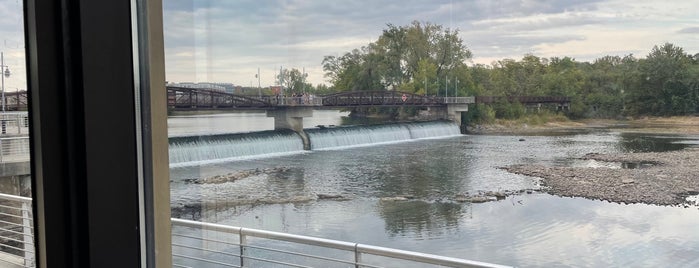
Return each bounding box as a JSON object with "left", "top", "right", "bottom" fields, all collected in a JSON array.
[
  {"left": 627, "top": 43, "right": 695, "bottom": 115},
  {"left": 323, "top": 21, "right": 472, "bottom": 92},
  {"left": 277, "top": 68, "right": 308, "bottom": 94}
]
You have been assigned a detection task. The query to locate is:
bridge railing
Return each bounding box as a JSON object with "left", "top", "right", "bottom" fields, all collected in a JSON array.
[
  {"left": 0, "top": 112, "right": 29, "bottom": 136},
  {"left": 0, "top": 193, "right": 34, "bottom": 268},
  {"left": 443, "top": 97, "right": 475, "bottom": 104},
  {"left": 0, "top": 137, "right": 30, "bottom": 164},
  {"left": 172, "top": 218, "right": 510, "bottom": 268}
]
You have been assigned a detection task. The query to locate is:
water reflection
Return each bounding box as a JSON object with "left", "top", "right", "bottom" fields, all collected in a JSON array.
[
  {"left": 617, "top": 132, "right": 692, "bottom": 152},
  {"left": 169, "top": 124, "right": 699, "bottom": 267},
  {"left": 378, "top": 200, "right": 464, "bottom": 239}
]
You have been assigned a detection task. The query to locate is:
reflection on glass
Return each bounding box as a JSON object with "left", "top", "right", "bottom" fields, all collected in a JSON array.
[
  {"left": 0, "top": 0, "right": 33, "bottom": 267},
  {"left": 164, "top": 1, "right": 699, "bottom": 267}
]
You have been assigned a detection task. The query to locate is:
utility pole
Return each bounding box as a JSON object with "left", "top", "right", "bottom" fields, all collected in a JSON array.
[
  {"left": 257, "top": 67, "right": 261, "bottom": 98},
  {"left": 455, "top": 78, "right": 458, "bottom": 98},
  {"left": 1, "top": 52, "right": 10, "bottom": 112}
]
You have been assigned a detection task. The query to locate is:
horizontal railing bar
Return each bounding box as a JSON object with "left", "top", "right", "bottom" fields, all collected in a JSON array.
[
  {"left": 171, "top": 218, "right": 511, "bottom": 268},
  {"left": 0, "top": 137, "right": 29, "bottom": 141},
  {"left": 0, "top": 204, "right": 29, "bottom": 211},
  {"left": 0, "top": 193, "right": 32, "bottom": 203},
  {"left": 0, "top": 204, "right": 31, "bottom": 211},
  {"left": 173, "top": 218, "right": 356, "bottom": 251},
  {"left": 0, "top": 242, "right": 33, "bottom": 254},
  {"left": 172, "top": 264, "right": 193, "bottom": 268},
  {"left": 172, "top": 253, "right": 240, "bottom": 268},
  {"left": 172, "top": 243, "right": 241, "bottom": 259},
  {"left": 172, "top": 234, "right": 240, "bottom": 248},
  {"left": 357, "top": 244, "right": 509, "bottom": 268},
  {"left": 240, "top": 255, "right": 313, "bottom": 268},
  {"left": 241, "top": 243, "right": 356, "bottom": 266},
  {"left": 240, "top": 227, "right": 357, "bottom": 251},
  {"left": 0, "top": 226, "right": 34, "bottom": 237},
  {"left": 0, "top": 212, "right": 33, "bottom": 221},
  {"left": 0, "top": 233, "right": 34, "bottom": 245},
  {"left": 0, "top": 256, "right": 23, "bottom": 267},
  {"left": 0, "top": 219, "right": 31, "bottom": 228},
  {"left": 174, "top": 233, "right": 357, "bottom": 265},
  {"left": 356, "top": 263, "right": 384, "bottom": 268}
]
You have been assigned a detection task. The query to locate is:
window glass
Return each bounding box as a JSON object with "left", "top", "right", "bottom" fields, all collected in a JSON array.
[
  {"left": 164, "top": 1, "right": 699, "bottom": 267},
  {"left": 0, "top": 0, "right": 33, "bottom": 267}
]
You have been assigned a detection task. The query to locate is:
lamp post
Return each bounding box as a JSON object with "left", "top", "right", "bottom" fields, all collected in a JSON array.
[
  {"left": 256, "top": 67, "right": 261, "bottom": 98},
  {"left": 1, "top": 52, "right": 10, "bottom": 112}
]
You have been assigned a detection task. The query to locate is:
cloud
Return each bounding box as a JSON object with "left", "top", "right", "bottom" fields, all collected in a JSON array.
[
  {"left": 678, "top": 27, "right": 699, "bottom": 34},
  {"left": 0, "top": 1, "right": 27, "bottom": 91},
  {"left": 162, "top": 0, "right": 699, "bottom": 86}
]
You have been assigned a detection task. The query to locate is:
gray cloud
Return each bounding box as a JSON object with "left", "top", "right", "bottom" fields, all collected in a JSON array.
[
  {"left": 162, "top": 0, "right": 699, "bottom": 85},
  {"left": 0, "top": 1, "right": 28, "bottom": 90},
  {"left": 678, "top": 27, "right": 699, "bottom": 34}
]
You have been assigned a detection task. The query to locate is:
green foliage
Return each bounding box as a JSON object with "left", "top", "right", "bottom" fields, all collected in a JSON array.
[
  {"left": 322, "top": 25, "right": 698, "bottom": 120},
  {"left": 625, "top": 43, "right": 697, "bottom": 116},
  {"left": 493, "top": 101, "right": 526, "bottom": 119},
  {"left": 323, "top": 21, "right": 472, "bottom": 92},
  {"left": 464, "top": 104, "right": 495, "bottom": 124}
]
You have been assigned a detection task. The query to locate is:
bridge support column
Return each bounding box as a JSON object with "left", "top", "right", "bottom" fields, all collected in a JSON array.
[
  {"left": 267, "top": 107, "right": 314, "bottom": 150},
  {"left": 446, "top": 103, "right": 469, "bottom": 127}
]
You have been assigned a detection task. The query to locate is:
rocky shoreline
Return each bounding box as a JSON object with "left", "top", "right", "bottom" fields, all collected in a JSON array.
[{"left": 502, "top": 148, "right": 699, "bottom": 206}]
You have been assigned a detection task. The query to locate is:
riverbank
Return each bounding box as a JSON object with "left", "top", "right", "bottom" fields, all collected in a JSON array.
[
  {"left": 466, "top": 116, "right": 699, "bottom": 135},
  {"left": 502, "top": 148, "right": 699, "bottom": 206}
]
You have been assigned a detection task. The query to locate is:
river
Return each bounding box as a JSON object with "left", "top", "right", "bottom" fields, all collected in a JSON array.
[{"left": 168, "top": 111, "right": 699, "bottom": 267}]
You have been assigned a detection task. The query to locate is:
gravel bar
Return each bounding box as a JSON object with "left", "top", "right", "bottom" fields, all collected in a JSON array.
[{"left": 502, "top": 148, "right": 699, "bottom": 206}]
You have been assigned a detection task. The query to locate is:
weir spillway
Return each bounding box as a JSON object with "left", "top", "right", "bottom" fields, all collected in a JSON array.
[{"left": 168, "top": 121, "right": 461, "bottom": 167}]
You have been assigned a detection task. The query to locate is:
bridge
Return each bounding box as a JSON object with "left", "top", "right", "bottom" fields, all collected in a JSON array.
[{"left": 166, "top": 86, "right": 474, "bottom": 109}]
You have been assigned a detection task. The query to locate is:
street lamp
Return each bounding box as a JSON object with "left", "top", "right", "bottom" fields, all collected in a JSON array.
[{"left": 1, "top": 52, "right": 11, "bottom": 112}]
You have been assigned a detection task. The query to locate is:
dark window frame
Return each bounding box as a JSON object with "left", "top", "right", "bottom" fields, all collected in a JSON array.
[{"left": 23, "top": 0, "right": 167, "bottom": 266}]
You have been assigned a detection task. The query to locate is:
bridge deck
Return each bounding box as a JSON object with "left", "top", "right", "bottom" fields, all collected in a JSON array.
[{"left": 167, "top": 87, "right": 475, "bottom": 110}]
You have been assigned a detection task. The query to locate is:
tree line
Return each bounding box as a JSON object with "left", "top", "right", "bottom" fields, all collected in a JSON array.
[{"left": 307, "top": 21, "right": 699, "bottom": 120}]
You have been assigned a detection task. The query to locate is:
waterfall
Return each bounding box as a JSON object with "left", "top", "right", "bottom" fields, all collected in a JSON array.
[
  {"left": 307, "top": 121, "right": 461, "bottom": 150},
  {"left": 168, "top": 121, "right": 462, "bottom": 166},
  {"left": 169, "top": 130, "right": 304, "bottom": 167},
  {"left": 406, "top": 121, "right": 462, "bottom": 139}
]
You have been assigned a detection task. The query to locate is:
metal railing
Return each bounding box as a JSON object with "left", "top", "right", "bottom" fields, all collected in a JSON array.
[
  {"left": 0, "top": 137, "right": 30, "bottom": 163},
  {"left": 172, "top": 218, "right": 510, "bottom": 268},
  {"left": 0, "top": 193, "right": 34, "bottom": 268},
  {"left": 0, "top": 193, "right": 510, "bottom": 268},
  {"left": 443, "top": 97, "right": 475, "bottom": 104},
  {"left": 0, "top": 112, "right": 29, "bottom": 136}
]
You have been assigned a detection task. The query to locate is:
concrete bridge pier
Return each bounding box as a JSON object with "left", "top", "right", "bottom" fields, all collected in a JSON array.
[
  {"left": 433, "top": 104, "right": 469, "bottom": 133},
  {"left": 267, "top": 107, "right": 314, "bottom": 150},
  {"left": 446, "top": 104, "right": 469, "bottom": 126}
]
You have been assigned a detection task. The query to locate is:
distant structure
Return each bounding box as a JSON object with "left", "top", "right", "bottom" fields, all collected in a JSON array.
[{"left": 167, "top": 82, "right": 237, "bottom": 93}]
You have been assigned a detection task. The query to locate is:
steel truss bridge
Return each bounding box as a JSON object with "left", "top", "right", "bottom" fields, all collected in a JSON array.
[{"left": 167, "top": 86, "right": 475, "bottom": 110}]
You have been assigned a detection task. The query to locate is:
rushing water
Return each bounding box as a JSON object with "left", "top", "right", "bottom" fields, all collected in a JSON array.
[{"left": 169, "top": 113, "right": 699, "bottom": 267}]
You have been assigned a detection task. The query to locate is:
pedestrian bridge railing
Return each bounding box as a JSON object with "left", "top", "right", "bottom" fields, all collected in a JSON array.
[
  {"left": 0, "top": 193, "right": 34, "bottom": 268},
  {"left": 172, "top": 218, "right": 510, "bottom": 268}
]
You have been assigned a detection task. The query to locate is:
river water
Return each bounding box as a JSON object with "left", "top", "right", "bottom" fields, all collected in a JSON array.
[{"left": 168, "top": 111, "right": 699, "bottom": 267}]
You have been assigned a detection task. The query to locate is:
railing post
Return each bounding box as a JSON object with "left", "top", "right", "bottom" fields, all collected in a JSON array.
[
  {"left": 354, "top": 243, "right": 361, "bottom": 268},
  {"left": 22, "top": 201, "right": 34, "bottom": 267},
  {"left": 239, "top": 229, "right": 246, "bottom": 267}
]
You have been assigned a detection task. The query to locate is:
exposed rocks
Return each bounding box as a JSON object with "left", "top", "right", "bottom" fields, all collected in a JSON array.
[
  {"left": 184, "top": 167, "right": 292, "bottom": 184},
  {"left": 452, "top": 190, "right": 533, "bottom": 204},
  {"left": 379, "top": 195, "right": 416, "bottom": 202},
  {"left": 316, "top": 194, "right": 351, "bottom": 201},
  {"left": 502, "top": 148, "right": 699, "bottom": 206}
]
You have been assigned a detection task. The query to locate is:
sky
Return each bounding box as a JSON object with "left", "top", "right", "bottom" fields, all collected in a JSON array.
[
  {"left": 162, "top": 0, "right": 699, "bottom": 87},
  {"left": 0, "top": 1, "right": 697, "bottom": 90}
]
